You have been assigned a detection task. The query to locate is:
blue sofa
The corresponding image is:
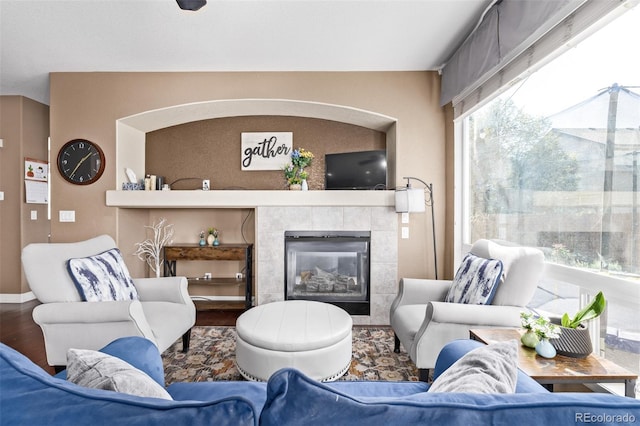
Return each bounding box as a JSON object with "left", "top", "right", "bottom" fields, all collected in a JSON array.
[{"left": 1, "top": 337, "right": 638, "bottom": 425}]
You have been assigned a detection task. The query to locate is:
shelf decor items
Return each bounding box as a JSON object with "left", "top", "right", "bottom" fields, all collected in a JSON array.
[
  {"left": 520, "top": 312, "right": 561, "bottom": 358},
  {"left": 283, "top": 148, "right": 313, "bottom": 190},
  {"left": 207, "top": 228, "right": 219, "bottom": 246}
]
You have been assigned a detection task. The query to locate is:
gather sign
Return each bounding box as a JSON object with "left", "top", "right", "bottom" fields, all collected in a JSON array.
[{"left": 241, "top": 132, "right": 293, "bottom": 171}]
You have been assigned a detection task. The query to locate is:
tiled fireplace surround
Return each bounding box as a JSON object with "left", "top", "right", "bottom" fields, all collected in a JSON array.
[{"left": 255, "top": 205, "right": 398, "bottom": 325}]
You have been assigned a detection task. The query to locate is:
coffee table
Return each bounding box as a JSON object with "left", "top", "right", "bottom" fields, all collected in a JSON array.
[{"left": 469, "top": 328, "right": 637, "bottom": 398}]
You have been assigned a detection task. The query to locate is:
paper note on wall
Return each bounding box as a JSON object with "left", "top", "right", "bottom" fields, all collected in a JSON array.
[
  {"left": 25, "top": 180, "right": 48, "bottom": 204},
  {"left": 24, "top": 157, "right": 49, "bottom": 204},
  {"left": 25, "top": 158, "right": 48, "bottom": 181}
]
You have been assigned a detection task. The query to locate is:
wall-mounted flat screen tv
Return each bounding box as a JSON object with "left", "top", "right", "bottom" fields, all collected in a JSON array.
[{"left": 325, "top": 150, "right": 387, "bottom": 190}]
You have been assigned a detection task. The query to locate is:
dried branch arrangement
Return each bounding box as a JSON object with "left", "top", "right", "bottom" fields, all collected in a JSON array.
[{"left": 134, "top": 217, "right": 174, "bottom": 278}]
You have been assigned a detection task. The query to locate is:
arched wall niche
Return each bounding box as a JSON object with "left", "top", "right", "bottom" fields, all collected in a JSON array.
[{"left": 115, "top": 98, "right": 398, "bottom": 188}]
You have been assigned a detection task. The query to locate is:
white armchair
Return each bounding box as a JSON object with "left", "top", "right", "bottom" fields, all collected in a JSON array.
[
  {"left": 22, "top": 235, "right": 196, "bottom": 370},
  {"left": 390, "top": 239, "right": 544, "bottom": 381}
]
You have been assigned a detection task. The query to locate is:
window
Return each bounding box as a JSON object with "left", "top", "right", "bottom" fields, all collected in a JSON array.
[{"left": 459, "top": 8, "right": 639, "bottom": 391}]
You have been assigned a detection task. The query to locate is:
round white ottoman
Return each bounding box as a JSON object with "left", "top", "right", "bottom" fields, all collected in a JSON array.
[{"left": 235, "top": 300, "right": 353, "bottom": 382}]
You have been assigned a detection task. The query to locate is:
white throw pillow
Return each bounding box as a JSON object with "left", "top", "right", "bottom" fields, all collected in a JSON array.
[
  {"left": 67, "top": 248, "right": 139, "bottom": 302},
  {"left": 445, "top": 253, "right": 503, "bottom": 304},
  {"left": 428, "top": 340, "right": 518, "bottom": 394},
  {"left": 66, "top": 348, "right": 172, "bottom": 400}
]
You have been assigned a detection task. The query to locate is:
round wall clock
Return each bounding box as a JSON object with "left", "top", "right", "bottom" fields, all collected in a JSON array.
[{"left": 57, "top": 139, "right": 106, "bottom": 185}]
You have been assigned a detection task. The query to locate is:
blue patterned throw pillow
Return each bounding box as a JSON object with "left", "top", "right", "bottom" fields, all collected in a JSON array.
[
  {"left": 67, "top": 248, "right": 139, "bottom": 302},
  {"left": 445, "top": 253, "right": 503, "bottom": 304}
]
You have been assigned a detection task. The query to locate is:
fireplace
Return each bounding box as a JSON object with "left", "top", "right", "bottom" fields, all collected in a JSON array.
[{"left": 284, "top": 231, "right": 370, "bottom": 315}]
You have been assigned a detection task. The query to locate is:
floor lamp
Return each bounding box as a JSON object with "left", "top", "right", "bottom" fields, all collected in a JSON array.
[{"left": 394, "top": 177, "right": 437, "bottom": 280}]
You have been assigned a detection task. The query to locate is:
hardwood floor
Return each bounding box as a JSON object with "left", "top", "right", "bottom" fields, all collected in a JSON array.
[{"left": 0, "top": 300, "right": 242, "bottom": 374}]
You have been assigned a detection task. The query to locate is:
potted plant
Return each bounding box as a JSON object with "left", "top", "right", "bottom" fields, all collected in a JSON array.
[
  {"left": 283, "top": 148, "right": 314, "bottom": 190},
  {"left": 283, "top": 164, "right": 302, "bottom": 189},
  {"left": 550, "top": 291, "right": 606, "bottom": 358}
]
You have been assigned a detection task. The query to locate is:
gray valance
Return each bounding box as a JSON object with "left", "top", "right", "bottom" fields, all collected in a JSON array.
[{"left": 440, "top": 0, "right": 585, "bottom": 106}]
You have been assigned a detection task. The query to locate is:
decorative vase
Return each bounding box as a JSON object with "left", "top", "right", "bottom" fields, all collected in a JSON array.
[
  {"left": 301, "top": 179, "right": 308, "bottom": 191},
  {"left": 199, "top": 237, "right": 206, "bottom": 247},
  {"left": 289, "top": 183, "right": 302, "bottom": 190},
  {"left": 213, "top": 237, "right": 220, "bottom": 246},
  {"left": 535, "top": 338, "right": 557, "bottom": 358},
  {"left": 549, "top": 320, "right": 593, "bottom": 358},
  {"left": 207, "top": 234, "right": 215, "bottom": 246},
  {"left": 521, "top": 330, "right": 539, "bottom": 348}
]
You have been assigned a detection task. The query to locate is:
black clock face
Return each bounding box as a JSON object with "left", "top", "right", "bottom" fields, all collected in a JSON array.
[{"left": 57, "top": 139, "right": 105, "bottom": 185}]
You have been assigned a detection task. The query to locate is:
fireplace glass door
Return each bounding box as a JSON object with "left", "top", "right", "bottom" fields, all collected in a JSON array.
[{"left": 285, "top": 231, "right": 370, "bottom": 315}]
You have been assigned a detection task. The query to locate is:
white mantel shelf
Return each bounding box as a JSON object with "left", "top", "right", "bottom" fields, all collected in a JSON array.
[{"left": 106, "top": 190, "right": 395, "bottom": 208}]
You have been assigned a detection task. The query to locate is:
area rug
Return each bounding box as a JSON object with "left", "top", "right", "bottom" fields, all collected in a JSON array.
[{"left": 162, "top": 326, "right": 418, "bottom": 384}]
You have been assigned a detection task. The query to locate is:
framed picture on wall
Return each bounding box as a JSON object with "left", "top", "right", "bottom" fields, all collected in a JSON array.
[{"left": 241, "top": 132, "right": 292, "bottom": 170}]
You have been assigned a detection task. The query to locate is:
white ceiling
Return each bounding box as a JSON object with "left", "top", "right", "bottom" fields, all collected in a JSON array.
[{"left": 0, "top": 0, "right": 491, "bottom": 105}]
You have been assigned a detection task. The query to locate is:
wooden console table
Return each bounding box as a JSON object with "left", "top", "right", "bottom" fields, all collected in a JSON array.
[
  {"left": 163, "top": 244, "right": 253, "bottom": 309},
  {"left": 470, "top": 328, "right": 637, "bottom": 398}
]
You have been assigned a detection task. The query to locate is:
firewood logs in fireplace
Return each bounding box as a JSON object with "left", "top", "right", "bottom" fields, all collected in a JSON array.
[{"left": 296, "top": 267, "right": 359, "bottom": 293}]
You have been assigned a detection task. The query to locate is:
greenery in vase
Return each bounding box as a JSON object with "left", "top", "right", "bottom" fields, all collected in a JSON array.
[
  {"left": 283, "top": 164, "right": 301, "bottom": 185},
  {"left": 208, "top": 227, "right": 218, "bottom": 237},
  {"left": 283, "top": 148, "right": 314, "bottom": 185},
  {"left": 520, "top": 312, "right": 562, "bottom": 340},
  {"left": 561, "top": 291, "right": 606, "bottom": 328}
]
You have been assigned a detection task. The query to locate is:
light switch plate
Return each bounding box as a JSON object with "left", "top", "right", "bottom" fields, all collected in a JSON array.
[
  {"left": 59, "top": 210, "right": 76, "bottom": 222},
  {"left": 0, "top": 191, "right": 4, "bottom": 201},
  {"left": 31, "top": 210, "right": 37, "bottom": 220},
  {"left": 401, "top": 227, "right": 409, "bottom": 239},
  {"left": 401, "top": 212, "right": 409, "bottom": 223}
]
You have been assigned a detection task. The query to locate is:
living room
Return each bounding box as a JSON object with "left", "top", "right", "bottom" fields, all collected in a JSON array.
[{"left": 1, "top": 0, "right": 639, "bottom": 423}]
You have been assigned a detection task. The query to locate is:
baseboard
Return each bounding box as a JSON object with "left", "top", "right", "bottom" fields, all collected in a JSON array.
[
  {"left": 190, "top": 295, "right": 244, "bottom": 301},
  {"left": 0, "top": 291, "right": 36, "bottom": 303}
]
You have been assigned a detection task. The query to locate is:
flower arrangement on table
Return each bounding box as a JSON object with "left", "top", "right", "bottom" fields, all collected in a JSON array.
[
  {"left": 521, "top": 312, "right": 562, "bottom": 341},
  {"left": 283, "top": 148, "right": 314, "bottom": 187},
  {"left": 520, "top": 312, "right": 562, "bottom": 358}
]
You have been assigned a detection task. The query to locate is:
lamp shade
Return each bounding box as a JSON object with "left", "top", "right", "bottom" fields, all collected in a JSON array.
[{"left": 395, "top": 188, "right": 425, "bottom": 213}]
